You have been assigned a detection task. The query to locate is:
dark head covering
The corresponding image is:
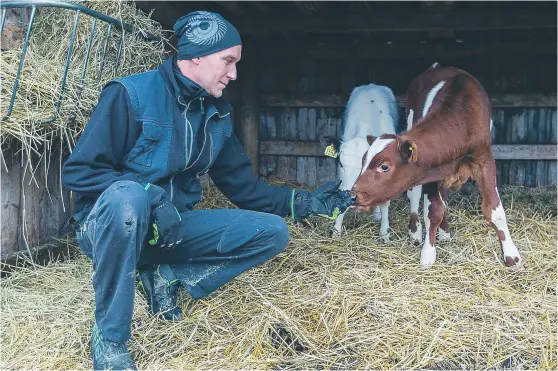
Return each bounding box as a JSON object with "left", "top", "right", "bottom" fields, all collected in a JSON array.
[{"left": 173, "top": 11, "right": 242, "bottom": 60}]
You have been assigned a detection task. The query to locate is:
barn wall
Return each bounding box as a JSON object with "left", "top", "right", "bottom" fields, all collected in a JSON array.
[
  {"left": 255, "top": 54, "right": 557, "bottom": 188},
  {"left": 1, "top": 146, "right": 74, "bottom": 260}
]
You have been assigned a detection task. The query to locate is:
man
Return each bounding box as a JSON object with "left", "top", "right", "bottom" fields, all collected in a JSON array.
[{"left": 62, "top": 10, "right": 352, "bottom": 370}]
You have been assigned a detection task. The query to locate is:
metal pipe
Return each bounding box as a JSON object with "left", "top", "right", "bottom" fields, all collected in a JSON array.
[
  {"left": 0, "top": 8, "right": 7, "bottom": 35},
  {"left": 0, "top": 0, "right": 160, "bottom": 41},
  {"left": 97, "top": 23, "right": 112, "bottom": 82},
  {"left": 39, "top": 9, "right": 81, "bottom": 124},
  {"left": 1, "top": 6, "right": 36, "bottom": 121}
]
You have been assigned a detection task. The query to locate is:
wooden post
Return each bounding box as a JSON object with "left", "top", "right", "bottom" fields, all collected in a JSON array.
[{"left": 236, "top": 50, "right": 260, "bottom": 176}]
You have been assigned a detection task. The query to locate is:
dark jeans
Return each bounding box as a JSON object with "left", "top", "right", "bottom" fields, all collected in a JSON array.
[{"left": 76, "top": 181, "right": 290, "bottom": 343}]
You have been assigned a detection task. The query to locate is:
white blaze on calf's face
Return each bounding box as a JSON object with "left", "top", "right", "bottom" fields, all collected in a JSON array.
[
  {"left": 339, "top": 137, "right": 372, "bottom": 190},
  {"left": 360, "top": 138, "right": 395, "bottom": 175}
]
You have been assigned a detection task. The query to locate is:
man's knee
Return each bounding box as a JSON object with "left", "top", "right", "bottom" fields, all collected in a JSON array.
[
  {"left": 97, "top": 181, "right": 150, "bottom": 230},
  {"left": 261, "top": 214, "right": 290, "bottom": 253}
]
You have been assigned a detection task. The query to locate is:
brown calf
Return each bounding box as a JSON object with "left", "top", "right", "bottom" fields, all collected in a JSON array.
[{"left": 351, "top": 63, "right": 522, "bottom": 268}]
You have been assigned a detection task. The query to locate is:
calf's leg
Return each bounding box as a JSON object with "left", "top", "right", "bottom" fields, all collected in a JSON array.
[
  {"left": 421, "top": 182, "right": 446, "bottom": 268},
  {"left": 331, "top": 210, "right": 347, "bottom": 238},
  {"left": 438, "top": 187, "right": 451, "bottom": 241},
  {"left": 379, "top": 201, "right": 391, "bottom": 243},
  {"left": 407, "top": 185, "right": 423, "bottom": 244},
  {"left": 371, "top": 206, "right": 382, "bottom": 222},
  {"left": 474, "top": 156, "right": 521, "bottom": 266}
]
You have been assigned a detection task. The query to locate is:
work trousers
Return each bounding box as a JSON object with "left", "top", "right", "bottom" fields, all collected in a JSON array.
[{"left": 76, "top": 181, "right": 290, "bottom": 343}]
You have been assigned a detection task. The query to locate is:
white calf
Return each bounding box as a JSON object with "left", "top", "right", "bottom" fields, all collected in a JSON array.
[{"left": 319, "top": 83, "right": 404, "bottom": 242}]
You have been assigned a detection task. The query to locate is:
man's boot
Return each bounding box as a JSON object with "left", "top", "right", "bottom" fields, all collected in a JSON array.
[
  {"left": 138, "top": 264, "right": 183, "bottom": 321},
  {"left": 91, "top": 323, "right": 137, "bottom": 370}
]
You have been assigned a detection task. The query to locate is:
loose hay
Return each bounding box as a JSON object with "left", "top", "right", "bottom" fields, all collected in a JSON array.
[
  {"left": 1, "top": 0, "right": 169, "bottom": 162},
  {"left": 1, "top": 184, "right": 556, "bottom": 370}
]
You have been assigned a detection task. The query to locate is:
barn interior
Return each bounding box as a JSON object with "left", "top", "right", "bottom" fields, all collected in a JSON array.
[
  {"left": 135, "top": 1, "right": 557, "bottom": 188},
  {"left": 1, "top": 1, "right": 557, "bottom": 369}
]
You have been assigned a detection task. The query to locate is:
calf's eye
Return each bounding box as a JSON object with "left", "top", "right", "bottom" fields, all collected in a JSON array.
[{"left": 380, "top": 164, "right": 390, "bottom": 172}]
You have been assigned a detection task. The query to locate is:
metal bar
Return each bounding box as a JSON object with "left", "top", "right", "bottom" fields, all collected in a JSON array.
[
  {"left": 81, "top": 18, "right": 97, "bottom": 84},
  {"left": 0, "top": 8, "right": 7, "bottom": 35},
  {"left": 0, "top": 1, "right": 153, "bottom": 39},
  {"left": 0, "top": 0, "right": 162, "bottom": 124},
  {"left": 38, "top": 9, "right": 81, "bottom": 124},
  {"left": 1, "top": 0, "right": 159, "bottom": 41},
  {"left": 97, "top": 23, "right": 112, "bottom": 82},
  {"left": 114, "top": 34, "right": 124, "bottom": 76},
  {"left": 69, "top": 17, "right": 97, "bottom": 126},
  {"left": 1, "top": 6, "right": 36, "bottom": 121}
]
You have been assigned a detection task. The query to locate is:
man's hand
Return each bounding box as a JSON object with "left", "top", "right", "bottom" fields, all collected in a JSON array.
[
  {"left": 291, "top": 180, "right": 353, "bottom": 221},
  {"left": 148, "top": 200, "right": 183, "bottom": 248},
  {"left": 309, "top": 180, "right": 353, "bottom": 219}
]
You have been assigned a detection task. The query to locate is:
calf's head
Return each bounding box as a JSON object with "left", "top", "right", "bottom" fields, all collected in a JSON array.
[
  {"left": 319, "top": 135, "right": 374, "bottom": 192},
  {"left": 351, "top": 134, "right": 420, "bottom": 211}
]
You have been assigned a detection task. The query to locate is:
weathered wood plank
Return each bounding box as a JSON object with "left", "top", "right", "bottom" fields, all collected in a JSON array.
[
  {"left": 263, "top": 40, "right": 557, "bottom": 59},
  {"left": 260, "top": 141, "right": 557, "bottom": 160},
  {"left": 316, "top": 157, "right": 338, "bottom": 186},
  {"left": 492, "top": 145, "right": 557, "bottom": 160},
  {"left": 235, "top": 11, "right": 557, "bottom": 34},
  {"left": 236, "top": 53, "right": 260, "bottom": 175},
  {"left": 214, "top": 1, "right": 244, "bottom": 16},
  {"left": 261, "top": 141, "right": 323, "bottom": 157},
  {"left": 260, "top": 93, "right": 558, "bottom": 108},
  {"left": 1, "top": 150, "right": 22, "bottom": 256},
  {"left": 1, "top": 146, "right": 74, "bottom": 260},
  {"left": 297, "top": 156, "right": 317, "bottom": 188},
  {"left": 259, "top": 155, "right": 277, "bottom": 177},
  {"left": 276, "top": 156, "right": 297, "bottom": 183},
  {"left": 548, "top": 161, "right": 557, "bottom": 185}
]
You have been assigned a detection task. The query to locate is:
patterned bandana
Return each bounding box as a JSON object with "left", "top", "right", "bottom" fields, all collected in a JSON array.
[{"left": 173, "top": 11, "right": 242, "bottom": 60}]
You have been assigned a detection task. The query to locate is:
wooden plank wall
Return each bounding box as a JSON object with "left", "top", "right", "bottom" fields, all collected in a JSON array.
[
  {"left": 1, "top": 147, "right": 74, "bottom": 259},
  {"left": 256, "top": 54, "right": 557, "bottom": 188}
]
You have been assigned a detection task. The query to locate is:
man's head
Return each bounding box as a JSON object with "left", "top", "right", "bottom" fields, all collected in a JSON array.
[{"left": 173, "top": 11, "right": 242, "bottom": 97}]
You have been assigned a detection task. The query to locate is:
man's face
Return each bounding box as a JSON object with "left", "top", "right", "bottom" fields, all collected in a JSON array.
[{"left": 191, "top": 45, "right": 241, "bottom": 98}]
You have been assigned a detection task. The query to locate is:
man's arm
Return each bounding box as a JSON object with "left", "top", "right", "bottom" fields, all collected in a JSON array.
[
  {"left": 208, "top": 133, "right": 293, "bottom": 217},
  {"left": 208, "top": 133, "right": 353, "bottom": 221},
  {"left": 62, "top": 83, "right": 144, "bottom": 198}
]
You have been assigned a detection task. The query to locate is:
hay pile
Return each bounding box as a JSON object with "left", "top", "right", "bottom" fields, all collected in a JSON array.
[
  {"left": 1, "top": 183, "right": 556, "bottom": 370},
  {"left": 0, "top": 0, "right": 169, "bottom": 156}
]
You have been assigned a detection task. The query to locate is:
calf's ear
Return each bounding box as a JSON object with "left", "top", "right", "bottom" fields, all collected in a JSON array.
[
  {"left": 319, "top": 135, "right": 342, "bottom": 151},
  {"left": 399, "top": 138, "right": 418, "bottom": 163},
  {"left": 367, "top": 135, "right": 377, "bottom": 145}
]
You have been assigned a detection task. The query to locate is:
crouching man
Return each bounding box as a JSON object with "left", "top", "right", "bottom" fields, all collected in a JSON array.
[{"left": 62, "top": 10, "right": 352, "bottom": 370}]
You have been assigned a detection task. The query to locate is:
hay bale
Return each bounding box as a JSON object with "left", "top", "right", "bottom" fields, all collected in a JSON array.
[
  {"left": 1, "top": 184, "right": 556, "bottom": 369},
  {"left": 0, "top": 0, "right": 169, "bottom": 154}
]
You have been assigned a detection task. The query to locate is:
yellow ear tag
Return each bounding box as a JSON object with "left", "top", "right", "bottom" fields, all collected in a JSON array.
[
  {"left": 409, "top": 146, "right": 417, "bottom": 162},
  {"left": 324, "top": 144, "right": 339, "bottom": 159}
]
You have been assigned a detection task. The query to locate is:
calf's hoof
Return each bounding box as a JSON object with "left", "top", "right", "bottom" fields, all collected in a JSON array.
[
  {"left": 437, "top": 228, "right": 451, "bottom": 241},
  {"left": 420, "top": 245, "right": 437, "bottom": 269},
  {"left": 378, "top": 232, "right": 391, "bottom": 244},
  {"left": 502, "top": 242, "right": 522, "bottom": 267},
  {"left": 504, "top": 254, "right": 522, "bottom": 267},
  {"left": 329, "top": 228, "right": 342, "bottom": 240},
  {"left": 409, "top": 228, "right": 423, "bottom": 246}
]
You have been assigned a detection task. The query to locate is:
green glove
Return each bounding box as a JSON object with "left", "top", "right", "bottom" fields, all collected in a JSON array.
[{"left": 291, "top": 180, "right": 353, "bottom": 222}]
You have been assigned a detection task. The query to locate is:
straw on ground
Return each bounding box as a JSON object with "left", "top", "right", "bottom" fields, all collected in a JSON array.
[{"left": 1, "top": 183, "right": 556, "bottom": 370}]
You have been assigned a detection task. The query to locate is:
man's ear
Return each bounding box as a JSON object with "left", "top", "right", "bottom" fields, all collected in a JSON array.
[
  {"left": 191, "top": 57, "right": 201, "bottom": 65},
  {"left": 367, "top": 135, "right": 377, "bottom": 145},
  {"left": 398, "top": 138, "right": 418, "bottom": 163}
]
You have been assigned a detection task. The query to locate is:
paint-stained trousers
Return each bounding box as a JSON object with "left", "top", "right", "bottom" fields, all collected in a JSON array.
[{"left": 76, "top": 181, "right": 290, "bottom": 343}]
